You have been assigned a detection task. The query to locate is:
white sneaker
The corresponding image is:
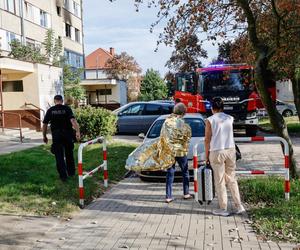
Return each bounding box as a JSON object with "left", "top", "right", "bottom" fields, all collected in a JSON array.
[
  {"left": 234, "top": 205, "right": 246, "bottom": 214},
  {"left": 212, "top": 209, "right": 230, "bottom": 217}
]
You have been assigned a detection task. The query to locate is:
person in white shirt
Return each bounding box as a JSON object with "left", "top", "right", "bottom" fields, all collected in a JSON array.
[{"left": 205, "top": 97, "right": 245, "bottom": 216}]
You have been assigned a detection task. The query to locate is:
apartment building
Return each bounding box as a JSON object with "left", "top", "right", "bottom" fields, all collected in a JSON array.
[{"left": 0, "top": 0, "right": 84, "bottom": 129}]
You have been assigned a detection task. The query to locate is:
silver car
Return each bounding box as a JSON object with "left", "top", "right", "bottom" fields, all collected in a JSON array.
[
  {"left": 276, "top": 100, "right": 298, "bottom": 117},
  {"left": 138, "top": 113, "right": 205, "bottom": 181}
]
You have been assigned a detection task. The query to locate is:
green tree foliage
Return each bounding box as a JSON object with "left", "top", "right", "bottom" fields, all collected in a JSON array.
[
  {"left": 43, "top": 29, "right": 63, "bottom": 66},
  {"left": 139, "top": 69, "right": 167, "bottom": 101},
  {"left": 43, "top": 29, "right": 55, "bottom": 60},
  {"left": 63, "top": 64, "right": 85, "bottom": 105},
  {"left": 9, "top": 40, "right": 46, "bottom": 63},
  {"left": 74, "top": 106, "right": 117, "bottom": 140}
]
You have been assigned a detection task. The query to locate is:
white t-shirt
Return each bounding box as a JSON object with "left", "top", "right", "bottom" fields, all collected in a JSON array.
[{"left": 207, "top": 112, "right": 235, "bottom": 151}]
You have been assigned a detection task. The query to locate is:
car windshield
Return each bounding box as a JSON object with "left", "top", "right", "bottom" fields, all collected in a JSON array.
[{"left": 147, "top": 118, "right": 205, "bottom": 139}]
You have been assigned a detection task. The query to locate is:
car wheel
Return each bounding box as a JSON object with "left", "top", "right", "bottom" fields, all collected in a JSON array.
[
  {"left": 246, "top": 125, "right": 258, "bottom": 137},
  {"left": 282, "top": 109, "right": 293, "bottom": 117}
]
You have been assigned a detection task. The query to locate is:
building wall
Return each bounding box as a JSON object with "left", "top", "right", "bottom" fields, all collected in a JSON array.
[
  {"left": 0, "top": 0, "right": 84, "bottom": 62},
  {"left": 276, "top": 80, "right": 294, "bottom": 103},
  {"left": 1, "top": 60, "right": 62, "bottom": 129},
  {"left": 118, "top": 80, "right": 127, "bottom": 106}
]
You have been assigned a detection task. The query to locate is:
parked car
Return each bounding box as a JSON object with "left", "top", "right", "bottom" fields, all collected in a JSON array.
[
  {"left": 138, "top": 113, "right": 206, "bottom": 181},
  {"left": 113, "top": 102, "right": 174, "bottom": 134},
  {"left": 276, "top": 100, "right": 298, "bottom": 117}
]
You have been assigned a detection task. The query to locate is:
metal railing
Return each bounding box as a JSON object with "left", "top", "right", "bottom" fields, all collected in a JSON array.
[
  {"left": 0, "top": 111, "right": 23, "bottom": 142},
  {"left": 193, "top": 136, "right": 290, "bottom": 201},
  {"left": 24, "top": 102, "right": 45, "bottom": 118},
  {"left": 78, "top": 137, "right": 108, "bottom": 207}
]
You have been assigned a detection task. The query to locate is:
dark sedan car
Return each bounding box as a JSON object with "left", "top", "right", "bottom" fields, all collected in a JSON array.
[{"left": 113, "top": 102, "right": 174, "bottom": 134}]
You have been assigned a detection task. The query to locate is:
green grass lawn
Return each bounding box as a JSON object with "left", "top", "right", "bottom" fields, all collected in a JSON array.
[
  {"left": 0, "top": 142, "right": 137, "bottom": 217},
  {"left": 239, "top": 177, "right": 300, "bottom": 243},
  {"left": 259, "top": 116, "right": 300, "bottom": 134}
]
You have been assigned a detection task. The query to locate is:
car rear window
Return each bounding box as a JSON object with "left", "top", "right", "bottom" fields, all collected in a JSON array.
[{"left": 147, "top": 118, "right": 205, "bottom": 138}]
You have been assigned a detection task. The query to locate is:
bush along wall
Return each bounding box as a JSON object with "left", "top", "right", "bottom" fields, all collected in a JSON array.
[{"left": 74, "top": 106, "right": 117, "bottom": 140}]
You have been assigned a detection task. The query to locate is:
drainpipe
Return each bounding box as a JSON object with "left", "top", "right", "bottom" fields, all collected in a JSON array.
[
  {"left": 19, "top": 0, "right": 25, "bottom": 44},
  {"left": 80, "top": 0, "right": 86, "bottom": 79},
  {"left": 0, "top": 70, "right": 4, "bottom": 132}
]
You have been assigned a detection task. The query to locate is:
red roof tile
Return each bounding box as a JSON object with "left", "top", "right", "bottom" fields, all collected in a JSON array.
[{"left": 85, "top": 48, "right": 115, "bottom": 69}]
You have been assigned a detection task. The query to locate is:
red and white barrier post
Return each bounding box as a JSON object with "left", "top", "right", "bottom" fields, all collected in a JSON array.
[
  {"left": 77, "top": 137, "right": 108, "bottom": 207},
  {"left": 193, "top": 145, "right": 199, "bottom": 201},
  {"left": 103, "top": 139, "right": 108, "bottom": 188}
]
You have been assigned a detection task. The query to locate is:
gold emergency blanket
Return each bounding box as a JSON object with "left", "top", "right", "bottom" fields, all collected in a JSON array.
[{"left": 125, "top": 114, "right": 191, "bottom": 172}]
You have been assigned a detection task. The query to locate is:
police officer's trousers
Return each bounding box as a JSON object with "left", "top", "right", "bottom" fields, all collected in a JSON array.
[{"left": 51, "top": 129, "right": 75, "bottom": 181}]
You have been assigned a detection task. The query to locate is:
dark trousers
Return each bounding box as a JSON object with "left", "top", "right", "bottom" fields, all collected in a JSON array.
[
  {"left": 51, "top": 130, "right": 75, "bottom": 180},
  {"left": 166, "top": 156, "right": 189, "bottom": 199}
]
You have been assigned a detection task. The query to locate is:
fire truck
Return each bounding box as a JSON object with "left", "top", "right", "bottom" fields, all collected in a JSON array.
[{"left": 174, "top": 64, "right": 271, "bottom": 136}]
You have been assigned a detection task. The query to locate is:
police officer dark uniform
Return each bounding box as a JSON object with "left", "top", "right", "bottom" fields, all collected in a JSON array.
[{"left": 42, "top": 95, "right": 80, "bottom": 181}]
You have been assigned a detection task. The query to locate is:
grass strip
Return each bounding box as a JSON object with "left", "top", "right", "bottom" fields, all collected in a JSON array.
[
  {"left": 0, "top": 142, "right": 136, "bottom": 217},
  {"left": 239, "top": 177, "right": 300, "bottom": 243}
]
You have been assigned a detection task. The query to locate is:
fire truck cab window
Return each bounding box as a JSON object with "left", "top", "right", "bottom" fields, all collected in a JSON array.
[
  {"left": 176, "top": 75, "right": 194, "bottom": 93},
  {"left": 201, "top": 70, "right": 250, "bottom": 93}
]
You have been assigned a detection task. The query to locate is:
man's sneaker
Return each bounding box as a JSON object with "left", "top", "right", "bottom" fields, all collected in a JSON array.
[
  {"left": 234, "top": 205, "right": 246, "bottom": 214},
  {"left": 212, "top": 209, "right": 230, "bottom": 217}
]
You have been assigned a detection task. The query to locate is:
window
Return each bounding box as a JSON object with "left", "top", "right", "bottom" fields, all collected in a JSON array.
[
  {"left": 4, "top": 0, "right": 15, "bottom": 14},
  {"left": 122, "top": 104, "right": 145, "bottom": 116},
  {"left": 162, "top": 105, "right": 174, "bottom": 114},
  {"left": 40, "top": 10, "right": 48, "bottom": 27},
  {"left": 98, "top": 89, "right": 112, "bottom": 95},
  {"left": 65, "top": 23, "right": 71, "bottom": 38},
  {"left": 73, "top": 1, "right": 80, "bottom": 17},
  {"left": 25, "top": 2, "right": 34, "bottom": 21},
  {"left": 144, "top": 104, "right": 162, "bottom": 115},
  {"left": 5, "top": 30, "right": 20, "bottom": 50},
  {"left": 56, "top": 6, "right": 61, "bottom": 16},
  {"left": 64, "top": 49, "right": 83, "bottom": 68},
  {"left": 75, "top": 28, "right": 80, "bottom": 42},
  {"left": 26, "top": 37, "right": 35, "bottom": 48},
  {"left": 147, "top": 118, "right": 205, "bottom": 139},
  {"left": 64, "top": 0, "right": 69, "bottom": 9},
  {"left": 3, "top": 81, "right": 23, "bottom": 92}
]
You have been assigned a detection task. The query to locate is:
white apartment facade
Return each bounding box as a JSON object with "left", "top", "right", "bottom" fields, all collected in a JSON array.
[{"left": 0, "top": 0, "right": 84, "bottom": 130}]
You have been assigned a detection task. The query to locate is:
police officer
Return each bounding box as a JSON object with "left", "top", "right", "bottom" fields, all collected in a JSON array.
[{"left": 42, "top": 95, "right": 80, "bottom": 182}]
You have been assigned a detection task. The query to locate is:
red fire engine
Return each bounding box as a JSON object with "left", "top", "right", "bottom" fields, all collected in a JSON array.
[{"left": 174, "top": 64, "right": 276, "bottom": 136}]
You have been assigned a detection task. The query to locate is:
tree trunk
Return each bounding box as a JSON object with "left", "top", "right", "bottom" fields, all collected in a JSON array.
[
  {"left": 255, "top": 54, "right": 299, "bottom": 178},
  {"left": 292, "top": 65, "right": 300, "bottom": 122}
]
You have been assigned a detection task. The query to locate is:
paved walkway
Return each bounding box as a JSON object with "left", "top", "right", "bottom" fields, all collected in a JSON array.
[
  {"left": 27, "top": 177, "right": 296, "bottom": 250},
  {"left": 0, "top": 136, "right": 299, "bottom": 249}
]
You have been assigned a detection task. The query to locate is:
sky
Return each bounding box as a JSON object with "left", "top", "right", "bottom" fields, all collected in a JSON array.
[{"left": 83, "top": 0, "right": 218, "bottom": 76}]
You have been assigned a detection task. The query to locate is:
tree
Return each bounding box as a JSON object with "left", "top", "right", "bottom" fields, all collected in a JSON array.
[
  {"left": 104, "top": 52, "right": 141, "bottom": 80},
  {"left": 9, "top": 40, "right": 46, "bottom": 63},
  {"left": 119, "top": 0, "right": 300, "bottom": 177},
  {"left": 139, "top": 69, "right": 167, "bottom": 101},
  {"left": 165, "top": 34, "right": 207, "bottom": 72},
  {"left": 43, "top": 29, "right": 63, "bottom": 66},
  {"left": 43, "top": 29, "right": 55, "bottom": 61},
  {"left": 63, "top": 64, "right": 85, "bottom": 107}
]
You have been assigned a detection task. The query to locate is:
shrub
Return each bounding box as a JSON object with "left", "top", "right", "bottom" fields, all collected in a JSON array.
[{"left": 74, "top": 106, "right": 117, "bottom": 140}]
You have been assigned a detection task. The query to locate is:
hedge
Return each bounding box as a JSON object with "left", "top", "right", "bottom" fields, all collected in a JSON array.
[{"left": 74, "top": 106, "right": 117, "bottom": 140}]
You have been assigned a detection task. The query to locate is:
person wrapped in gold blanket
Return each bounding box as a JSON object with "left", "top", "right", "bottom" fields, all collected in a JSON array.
[{"left": 126, "top": 103, "right": 192, "bottom": 203}]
